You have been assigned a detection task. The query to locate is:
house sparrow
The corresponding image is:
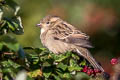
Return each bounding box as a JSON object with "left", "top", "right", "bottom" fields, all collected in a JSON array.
[{"left": 37, "top": 15, "right": 104, "bottom": 72}]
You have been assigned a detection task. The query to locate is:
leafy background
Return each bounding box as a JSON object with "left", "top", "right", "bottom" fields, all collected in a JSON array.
[{"left": 0, "top": 0, "right": 120, "bottom": 80}]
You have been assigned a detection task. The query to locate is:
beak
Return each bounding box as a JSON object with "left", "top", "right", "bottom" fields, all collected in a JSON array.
[{"left": 36, "top": 23, "right": 42, "bottom": 28}]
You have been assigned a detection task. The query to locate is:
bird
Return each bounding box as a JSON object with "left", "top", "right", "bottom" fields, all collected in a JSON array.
[{"left": 37, "top": 15, "right": 104, "bottom": 72}]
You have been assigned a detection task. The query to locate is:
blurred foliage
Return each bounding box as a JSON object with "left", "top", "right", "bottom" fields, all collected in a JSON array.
[{"left": 0, "top": 0, "right": 24, "bottom": 35}]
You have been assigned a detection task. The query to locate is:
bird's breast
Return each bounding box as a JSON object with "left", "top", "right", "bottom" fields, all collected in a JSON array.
[
  {"left": 40, "top": 30, "right": 73, "bottom": 54},
  {"left": 40, "top": 28, "right": 45, "bottom": 34}
]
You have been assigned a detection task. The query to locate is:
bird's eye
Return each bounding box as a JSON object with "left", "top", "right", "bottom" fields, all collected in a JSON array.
[{"left": 46, "top": 22, "right": 50, "bottom": 24}]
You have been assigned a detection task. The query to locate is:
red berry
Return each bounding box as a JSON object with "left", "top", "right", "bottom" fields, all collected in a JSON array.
[
  {"left": 89, "top": 69, "right": 94, "bottom": 74},
  {"left": 83, "top": 68, "right": 87, "bottom": 72},
  {"left": 94, "top": 69, "right": 101, "bottom": 73},
  {"left": 82, "top": 66, "right": 88, "bottom": 72},
  {"left": 110, "top": 58, "right": 118, "bottom": 65},
  {"left": 87, "top": 70, "right": 91, "bottom": 75},
  {"left": 94, "top": 69, "right": 99, "bottom": 73}
]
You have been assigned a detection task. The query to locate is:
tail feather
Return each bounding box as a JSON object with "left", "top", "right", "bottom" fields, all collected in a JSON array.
[
  {"left": 76, "top": 48, "right": 104, "bottom": 72},
  {"left": 87, "top": 55, "right": 104, "bottom": 72}
]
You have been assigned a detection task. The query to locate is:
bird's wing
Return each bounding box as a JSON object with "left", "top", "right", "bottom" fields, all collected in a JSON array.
[{"left": 49, "top": 21, "right": 92, "bottom": 48}]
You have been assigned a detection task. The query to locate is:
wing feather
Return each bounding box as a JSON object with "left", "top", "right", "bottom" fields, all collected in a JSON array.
[{"left": 49, "top": 21, "right": 92, "bottom": 48}]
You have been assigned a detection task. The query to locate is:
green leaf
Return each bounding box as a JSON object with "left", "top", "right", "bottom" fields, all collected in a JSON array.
[
  {"left": 2, "top": 67, "right": 13, "bottom": 73},
  {"left": 7, "top": 21, "right": 15, "bottom": 31},
  {"left": 28, "top": 69, "right": 42, "bottom": 78},
  {"left": 43, "top": 67, "right": 52, "bottom": 78},
  {"left": 27, "top": 53, "right": 39, "bottom": 64},
  {"left": 1, "top": 42, "right": 19, "bottom": 52},
  {"left": 7, "top": 59, "right": 20, "bottom": 68},
  {"left": 27, "top": 76, "right": 34, "bottom": 80},
  {"left": 6, "top": 43, "right": 19, "bottom": 52},
  {"left": 72, "top": 53, "right": 79, "bottom": 60},
  {"left": 43, "top": 72, "right": 51, "bottom": 78},
  {"left": 52, "top": 74, "right": 61, "bottom": 80},
  {"left": 29, "top": 53, "right": 38, "bottom": 59},
  {"left": 56, "top": 69, "right": 72, "bottom": 79},
  {"left": 2, "top": 67, "right": 16, "bottom": 78},
  {"left": 56, "top": 69, "right": 64, "bottom": 78},
  {"left": 5, "top": 17, "right": 24, "bottom": 35},
  {"left": 63, "top": 73, "right": 71, "bottom": 79},
  {"left": 80, "top": 59, "right": 86, "bottom": 66},
  {"left": 12, "top": 17, "right": 24, "bottom": 34},
  {"left": 65, "top": 51, "right": 72, "bottom": 57},
  {"left": 1, "top": 60, "right": 21, "bottom": 79},
  {"left": 68, "top": 59, "right": 82, "bottom": 71},
  {"left": 1, "top": 17, "right": 24, "bottom": 35},
  {"left": 74, "top": 72, "right": 90, "bottom": 80},
  {"left": 57, "top": 63, "right": 67, "bottom": 71},
  {"left": 33, "top": 59, "right": 39, "bottom": 64},
  {"left": 4, "top": 75, "right": 9, "bottom": 80},
  {"left": 5, "top": 0, "right": 20, "bottom": 15},
  {"left": 68, "top": 66, "right": 82, "bottom": 72},
  {"left": 69, "top": 59, "right": 76, "bottom": 66},
  {"left": 1, "top": 60, "right": 20, "bottom": 68},
  {"left": 34, "top": 48, "right": 45, "bottom": 53},
  {"left": 42, "top": 62, "right": 51, "bottom": 67},
  {"left": 0, "top": 35, "right": 17, "bottom": 43},
  {"left": 51, "top": 54, "right": 69, "bottom": 62}
]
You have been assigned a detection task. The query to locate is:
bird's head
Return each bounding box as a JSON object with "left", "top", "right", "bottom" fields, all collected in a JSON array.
[
  {"left": 37, "top": 15, "right": 60, "bottom": 29},
  {"left": 37, "top": 15, "right": 61, "bottom": 34}
]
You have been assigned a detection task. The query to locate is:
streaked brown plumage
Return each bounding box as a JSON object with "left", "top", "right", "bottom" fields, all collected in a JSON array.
[{"left": 37, "top": 15, "right": 104, "bottom": 72}]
